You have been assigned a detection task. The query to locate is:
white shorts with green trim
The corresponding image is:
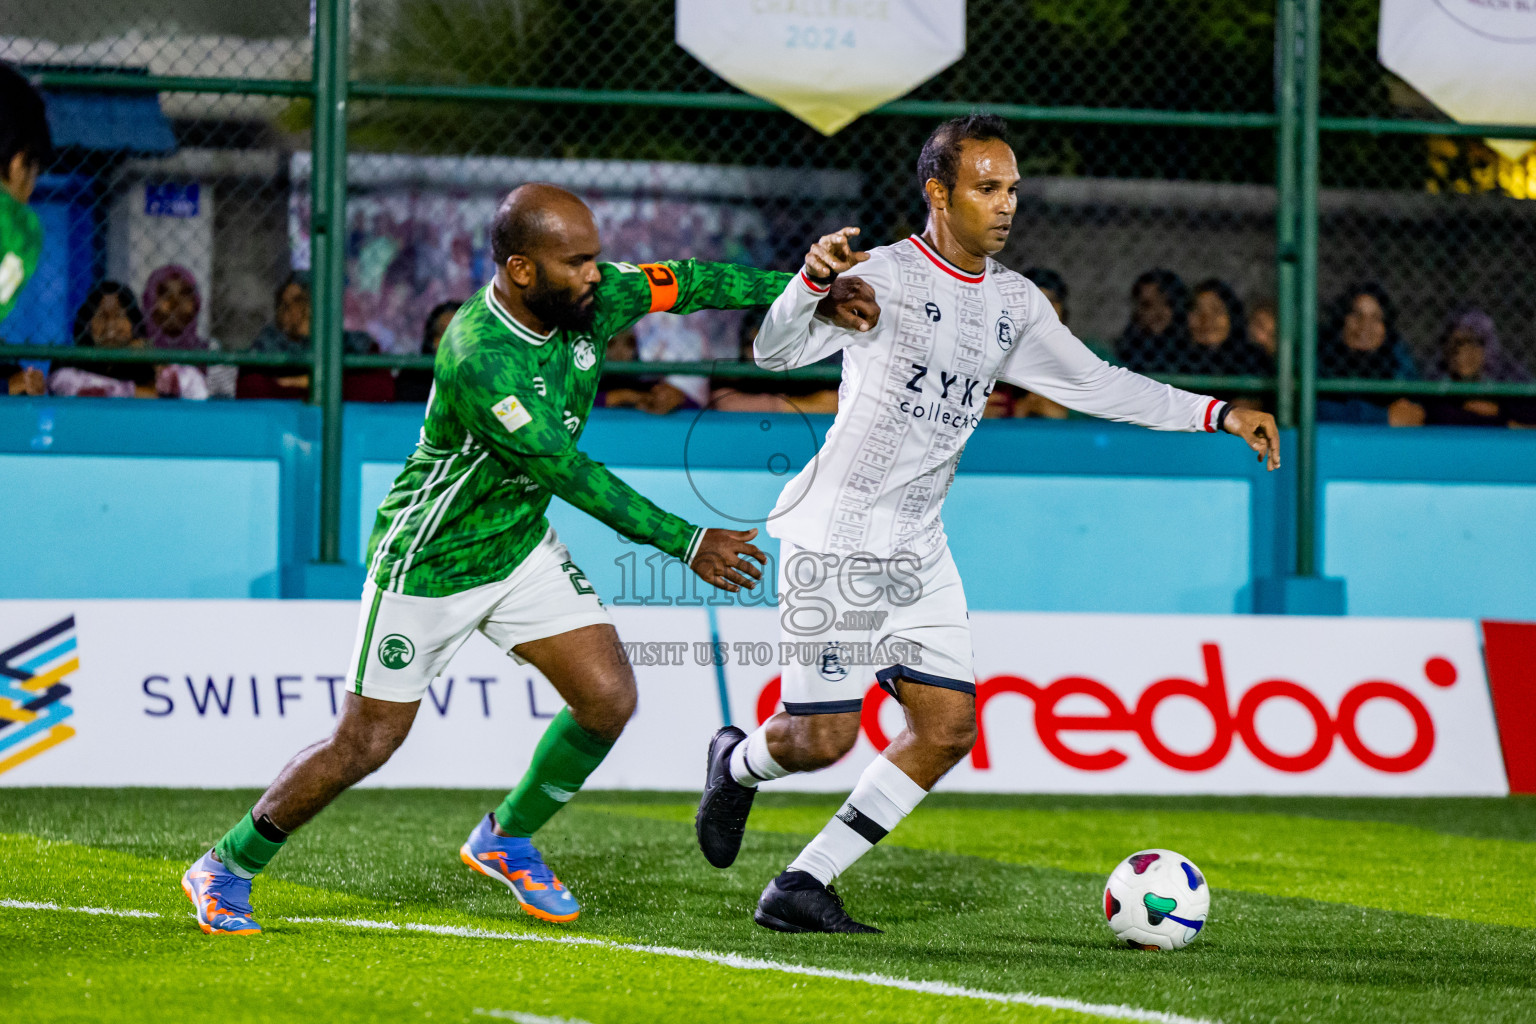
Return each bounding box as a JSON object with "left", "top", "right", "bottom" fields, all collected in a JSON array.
[
  {"left": 346, "top": 526, "right": 611, "bottom": 703},
  {"left": 776, "top": 540, "right": 975, "bottom": 716}
]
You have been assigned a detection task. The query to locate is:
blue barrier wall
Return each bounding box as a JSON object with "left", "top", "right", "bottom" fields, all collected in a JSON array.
[{"left": 3, "top": 398, "right": 1534, "bottom": 620}]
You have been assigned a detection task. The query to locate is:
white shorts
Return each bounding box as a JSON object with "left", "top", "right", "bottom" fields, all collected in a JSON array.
[
  {"left": 346, "top": 527, "right": 611, "bottom": 703},
  {"left": 776, "top": 540, "right": 974, "bottom": 715}
]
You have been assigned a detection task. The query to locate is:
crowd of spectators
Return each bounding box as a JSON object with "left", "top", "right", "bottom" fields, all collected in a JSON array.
[{"left": 6, "top": 261, "right": 1533, "bottom": 429}]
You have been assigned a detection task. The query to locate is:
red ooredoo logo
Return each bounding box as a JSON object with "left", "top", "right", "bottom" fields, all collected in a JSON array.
[{"left": 755, "top": 643, "right": 1445, "bottom": 774}]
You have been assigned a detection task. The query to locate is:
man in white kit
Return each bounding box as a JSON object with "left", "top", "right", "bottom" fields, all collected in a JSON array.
[{"left": 695, "top": 115, "right": 1281, "bottom": 933}]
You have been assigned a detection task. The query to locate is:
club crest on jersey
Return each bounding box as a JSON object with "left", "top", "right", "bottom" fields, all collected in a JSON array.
[
  {"left": 996, "top": 314, "right": 1015, "bottom": 351},
  {"left": 490, "top": 394, "right": 533, "bottom": 433},
  {"left": 573, "top": 338, "right": 597, "bottom": 371},
  {"left": 818, "top": 643, "right": 849, "bottom": 681}
]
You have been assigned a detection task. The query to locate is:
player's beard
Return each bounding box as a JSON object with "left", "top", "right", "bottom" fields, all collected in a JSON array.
[{"left": 524, "top": 269, "right": 597, "bottom": 333}]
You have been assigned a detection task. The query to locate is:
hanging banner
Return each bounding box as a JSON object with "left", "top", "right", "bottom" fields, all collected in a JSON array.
[
  {"left": 676, "top": 0, "right": 966, "bottom": 135},
  {"left": 1380, "top": 0, "right": 1536, "bottom": 160}
]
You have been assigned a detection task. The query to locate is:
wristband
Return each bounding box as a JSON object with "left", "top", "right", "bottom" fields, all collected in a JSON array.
[{"left": 1214, "top": 402, "right": 1232, "bottom": 434}]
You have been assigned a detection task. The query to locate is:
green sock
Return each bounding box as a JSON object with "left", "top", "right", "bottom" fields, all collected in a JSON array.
[
  {"left": 494, "top": 707, "right": 614, "bottom": 837},
  {"left": 214, "top": 808, "right": 286, "bottom": 878}
]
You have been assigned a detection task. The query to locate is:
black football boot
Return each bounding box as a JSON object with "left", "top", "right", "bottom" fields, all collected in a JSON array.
[
  {"left": 695, "top": 726, "right": 756, "bottom": 868},
  {"left": 754, "top": 869, "right": 881, "bottom": 933}
]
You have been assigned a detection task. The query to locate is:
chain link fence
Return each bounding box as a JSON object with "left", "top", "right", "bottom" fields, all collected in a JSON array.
[
  {"left": 3, "top": 0, "right": 1534, "bottom": 422},
  {"left": 1312, "top": 0, "right": 1536, "bottom": 426}
]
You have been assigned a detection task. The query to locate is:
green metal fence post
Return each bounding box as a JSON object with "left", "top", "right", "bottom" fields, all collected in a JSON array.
[
  {"left": 1274, "top": 0, "right": 1299, "bottom": 430},
  {"left": 310, "top": 0, "right": 349, "bottom": 568},
  {"left": 1296, "top": 0, "right": 1321, "bottom": 579}
]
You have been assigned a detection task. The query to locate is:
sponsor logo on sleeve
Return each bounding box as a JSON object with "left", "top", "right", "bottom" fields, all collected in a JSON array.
[{"left": 490, "top": 395, "right": 533, "bottom": 433}]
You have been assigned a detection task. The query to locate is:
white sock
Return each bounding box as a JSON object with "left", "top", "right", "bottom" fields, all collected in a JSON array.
[
  {"left": 788, "top": 755, "right": 927, "bottom": 885},
  {"left": 729, "top": 726, "right": 791, "bottom": 788}
]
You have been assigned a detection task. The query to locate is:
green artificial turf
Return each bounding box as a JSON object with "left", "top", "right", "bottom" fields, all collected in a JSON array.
[{"left": 2, "top": 789, "right": 1534, "bottom": 1024}]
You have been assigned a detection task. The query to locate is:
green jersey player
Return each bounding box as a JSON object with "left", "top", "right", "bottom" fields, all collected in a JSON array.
[
  {"left": 0, "top": 62, "right": 50, "bottom": 397},
  {"left": 184, "top": 183, "right": 880, "bottom": 933}
]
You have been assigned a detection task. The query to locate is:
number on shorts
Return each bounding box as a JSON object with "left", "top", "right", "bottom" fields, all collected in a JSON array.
[{"left": 561, "top": 560, "right": 595, "bottom": 595}]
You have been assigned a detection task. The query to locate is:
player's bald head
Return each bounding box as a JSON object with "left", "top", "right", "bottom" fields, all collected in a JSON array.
[{"left": 491, "top": 183, "right": 597, "bottom": 266}]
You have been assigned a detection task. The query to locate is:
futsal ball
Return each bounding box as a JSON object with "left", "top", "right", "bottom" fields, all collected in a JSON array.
[{"left": 1103, "top": 848, "right": 1209, "bottom": 950}]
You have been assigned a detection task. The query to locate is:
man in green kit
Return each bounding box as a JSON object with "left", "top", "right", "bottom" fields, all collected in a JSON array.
[
  {"left": 0, "top": 62, "right": 51, "bottom": 396},
  {"left": 182, "top": 182, "right": 880, "bottom": 933}
]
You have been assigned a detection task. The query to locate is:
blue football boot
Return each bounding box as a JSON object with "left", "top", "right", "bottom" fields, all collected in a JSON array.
[
  {"left": 181, "top": 849, "right": 262, "bottom": 935},
  {"left": 459, "top": 813, "right": 580, "bottom": 923}
]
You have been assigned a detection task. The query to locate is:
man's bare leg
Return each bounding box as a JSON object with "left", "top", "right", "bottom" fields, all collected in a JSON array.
[
  {"left": 488, "top": 623, "right": 635, "bottom": 838},
  {"left": 183, "top": 692, "right": 420, "bottom": 934},
  {"left": 253, "top": 693, "right": 420, "bottom": 832}
]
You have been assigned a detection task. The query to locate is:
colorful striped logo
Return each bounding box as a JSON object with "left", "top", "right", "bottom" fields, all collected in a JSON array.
[{"left": 0, "top": 616, "right": 78, "bottom": 775}]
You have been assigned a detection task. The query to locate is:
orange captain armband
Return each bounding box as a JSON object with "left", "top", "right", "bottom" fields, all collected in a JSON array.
[{"left": 638, "top": 262, "right": 679, "bottom": 312}]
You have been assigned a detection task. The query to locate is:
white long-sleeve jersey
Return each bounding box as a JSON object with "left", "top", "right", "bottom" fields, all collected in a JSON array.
[{"left": 756, "top": 235, "right": 1227, "bottom": 559}]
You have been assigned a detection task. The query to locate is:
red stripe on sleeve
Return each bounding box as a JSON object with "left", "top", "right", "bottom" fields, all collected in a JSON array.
[{"left": 799, "top": 270, "right": 830, "bottom": 294}]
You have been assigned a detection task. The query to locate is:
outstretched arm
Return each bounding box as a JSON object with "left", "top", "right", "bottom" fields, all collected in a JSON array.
[
  {"left": 591, "top": 258, "right": 880, "bottom": 343},
  {"left": 999, "top": 290, "right": 1279, "bottom": 469}
]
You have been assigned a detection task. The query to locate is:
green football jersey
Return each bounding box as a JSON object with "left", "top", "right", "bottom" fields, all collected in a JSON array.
[
  {"left": 0, "top": 189, "right": 43, "bottom": 325},
  {"left": 366, "top": 258, "right": 794, "bottom": 598}
]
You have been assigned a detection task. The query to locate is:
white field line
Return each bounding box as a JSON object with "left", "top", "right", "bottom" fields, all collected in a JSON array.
[
  {"left": 1, "top": 899, "right": 1219, "bottom": 1024},
  {"left": 473, "top": 1011, "right": 594, "bottom": 1024},
  {"left": 0, "top": 898, "right": 160, "bottom": 918}
]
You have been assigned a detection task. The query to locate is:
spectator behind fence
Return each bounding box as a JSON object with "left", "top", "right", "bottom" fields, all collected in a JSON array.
[
  {"left": 1248, "top": 298, "right": 1277, "bottom": 362},
  {"left": 1004, "top": 267, "right": 1072, "bottom": 419},
  {"left": 710, "top": 310, "right": 838, "bottom": 414},
  {"left": 1116, "top": 268, "right": 1190, "bottom": 372},
  {"left": 1318, "top": 283, "right": 1424, "bottom": 427},
  {"left": 600, "top": 315, "right": 707, "bottom": 416},
  {"left": 1183, "top": 279, "right": 1269, "bottom": 375},
  {"left": 48, "top": 281, "right": 157, "bottom": 398},
  {"left": 1425, "top": 307, "right": 1536, "bottom": 427},
  {"left": 395, "top": 299, "right": 461, "bottom": 403},
  {"left": 630, "top": 312, "right": 709, "bottom": 414},
  {"left": 238, "top": 270, "right": 394, "bottom": 401},
  {"left": 4, "top": 362, "right": 42, "bottom": 395},
  {"left": 138, "top": 265, "right": 210, "bottom": 398}
]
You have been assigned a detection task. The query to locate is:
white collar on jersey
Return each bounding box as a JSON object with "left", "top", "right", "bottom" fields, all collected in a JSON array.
[
  {"left": 908, "top": 235, "right": 988, "bottom": 284},
  {"left": 484, "top": 283, "right": 556, "bottom": 346}
]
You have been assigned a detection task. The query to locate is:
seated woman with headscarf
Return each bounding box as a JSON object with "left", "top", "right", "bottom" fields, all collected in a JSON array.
[
  {"left": 1115, "top": 269, "right": 1191, "bottom": 373},
  {"left": 1317, "top": 283, "right": 1424, "bottom": 426},
  {"left": 140, "top": 264, "right": 209, "bottom": 399},
  {"left": 48, "top": 282, "right": 157, "bottom": 398},
  {"left": 1425, "top": 307, "right": 1536, "bottom": 427}
]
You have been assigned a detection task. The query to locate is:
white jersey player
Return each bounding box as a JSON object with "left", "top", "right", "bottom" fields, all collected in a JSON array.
[{"left": 695, "top": 116, "right": 1280, "bottom": 934}]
